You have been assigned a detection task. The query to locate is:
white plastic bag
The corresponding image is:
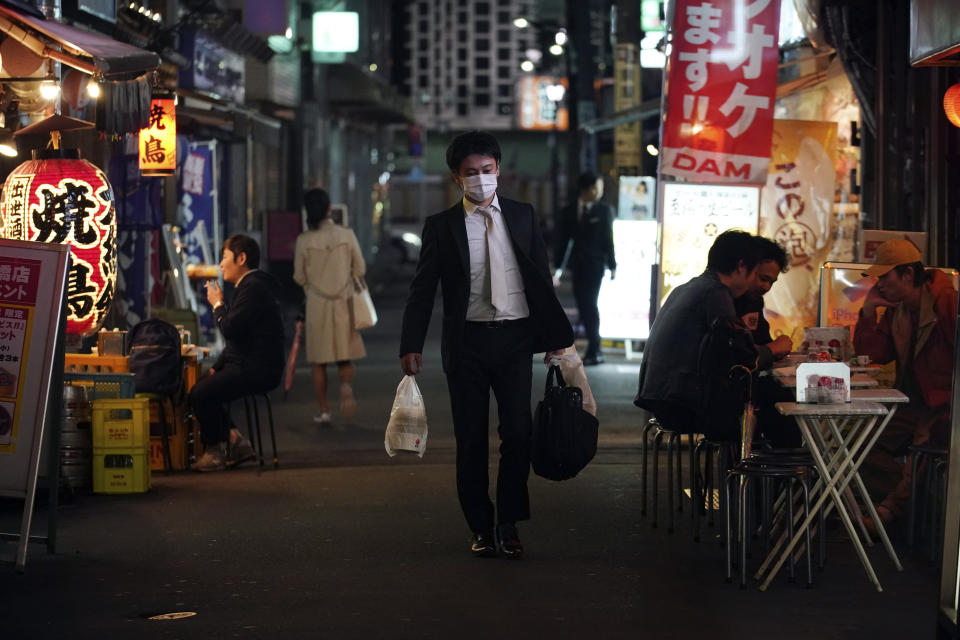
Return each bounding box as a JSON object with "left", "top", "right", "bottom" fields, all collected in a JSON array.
[
  {"left": 548, "top": 345, "right": 597, "bottom": 417},
  {"left": 385, "top": 375, "right": 428, "bottom": 458}
]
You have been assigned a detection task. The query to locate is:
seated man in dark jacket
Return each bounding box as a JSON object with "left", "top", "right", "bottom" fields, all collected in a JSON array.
[
  {"left": 735, "top": 236, "right": 799, "bottom": 448},
  {"left": 635, "top": 230, "right": 759, "bottom": 441},
  {"left": 190, "top": 234, "right": 285, "bottom": 471}
]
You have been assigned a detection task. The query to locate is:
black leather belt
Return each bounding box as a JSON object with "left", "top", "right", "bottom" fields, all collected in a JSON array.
[{"left": 465, "top": 318, "right": 528, "bottom": 329}]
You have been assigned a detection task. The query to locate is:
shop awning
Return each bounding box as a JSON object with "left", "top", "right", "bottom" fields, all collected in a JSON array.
[
  {"left": 0, "top": 5, "right": 159, "bottom": 78},
  {"left": 0, "top": 5, "right": 160, "bottom": 134}
]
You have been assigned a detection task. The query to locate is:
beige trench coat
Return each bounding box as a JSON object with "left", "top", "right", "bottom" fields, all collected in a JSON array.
[{"left": 293, "top": 220, "right": 367, "bottom": 364}]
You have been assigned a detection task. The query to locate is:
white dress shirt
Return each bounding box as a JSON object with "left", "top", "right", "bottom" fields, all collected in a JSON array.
[{"left": 462, "top": 195, "right": 530, "bottom": 321}]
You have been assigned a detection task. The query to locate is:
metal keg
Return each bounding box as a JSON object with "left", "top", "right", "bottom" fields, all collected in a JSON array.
[{"left": 61, "top": 384, "right": 92, "bottom": 491}]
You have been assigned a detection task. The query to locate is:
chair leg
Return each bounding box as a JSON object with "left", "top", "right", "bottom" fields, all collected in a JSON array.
[
  {"left": 652, "top": 429, "right": 665, "bottom": 529},
  {"left": 261, "top": 393, "right": 279, "bottom": 468},
  {"left": 801, "top": 477, "right": 813, "bottom": 588},
  {"left": 786, "top": 479, "right": 796, "bottom": 583},
  {"left": 158, "top": 397, "right": 173, "bottom": 474},
  {"left": 907, "top": 452, "right": 921, "bottom": 548},
  {"left": 693, "top": 440, "right": 705, "bottom": 542},
  {"left": 725, "top": 471, "right": 735, "bottom": 583},
  {"left": 705, "top": 444, "right": 716, "bottom": 531},
  {"left": 676, "top": 433, "right": 685, "bottom": 515},
  {"left": 641, "top": 420, "right": 655, "bottom": 517},
  {"left": 739, "top": 475, "right": 750, "bottom": 588},
  {"left": 667, "top": 431, "right": 677, "bottom": 533},
  {"left": 250, "top": 395, "right": 265, "bottom": 469},
  {"left": 717, "top": 446, "right": 731, "bottom": 545},
  {"left": 241, "top": 396, "right": 255, "bottom": 463}
]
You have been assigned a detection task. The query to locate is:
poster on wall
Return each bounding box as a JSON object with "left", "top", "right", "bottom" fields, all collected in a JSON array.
[
  {"left": 618, "top": 176, "right": 656, "bottom": 220},
  {"left": 660, "top": 182, "right": 759, "bottom": 302},
  {"left": 598, "top": 219, "right": 659, "bottom": 340},
  {"left": 759, "top": 119, "right": 838, "bottom": 344},
  {"left": 661, "top": 0, "right": 781, "bottom": 184},
  {"left": 177, "top": 140, "right": 220, "bottom": 342}
]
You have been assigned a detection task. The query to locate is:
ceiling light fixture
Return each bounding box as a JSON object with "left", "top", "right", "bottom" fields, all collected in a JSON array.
[{"left": 0, "top": 129, "right": 17, "bottom": 158}]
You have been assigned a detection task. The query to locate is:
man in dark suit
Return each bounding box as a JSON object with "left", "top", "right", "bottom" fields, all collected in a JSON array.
[
  {"left": 400, "top": 130, "right": 573, "bottom": 559},
  {"left": 634, "top": 231, "right": 759, "bottom": 441},
  {"left": 555, "top": 171, "right": 616, "bottom": 365},
  {"left": 189, "top": 234, "right": 285, "bottom": 472}
]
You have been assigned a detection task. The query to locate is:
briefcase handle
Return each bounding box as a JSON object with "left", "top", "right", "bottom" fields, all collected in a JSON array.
[{"left": 545, "top": 364, "right": 568, "bottom": 393}]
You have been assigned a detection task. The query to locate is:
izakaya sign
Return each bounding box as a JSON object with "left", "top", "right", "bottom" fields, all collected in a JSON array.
[
  {"left": 662, "top": 0, "right": 781, "bottom": 184},
  {"left": 0, "top": 150, "right": 117, "bottom": 337},
  {"left": 139, "top": 97, "right": 176, "bottom": 176}
]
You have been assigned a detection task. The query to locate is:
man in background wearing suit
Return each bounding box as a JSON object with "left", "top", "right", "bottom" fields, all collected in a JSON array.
[
  {"left": 399, "top": 131, "right": 573, "bottom": 559},
  {"left": 555, "top": 171, "right": 616, "bottom": 365}
]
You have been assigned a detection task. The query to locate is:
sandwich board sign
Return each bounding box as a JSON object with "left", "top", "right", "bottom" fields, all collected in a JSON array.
[{"left": 0, "top": 238, "right": 69, "bottom": 571}]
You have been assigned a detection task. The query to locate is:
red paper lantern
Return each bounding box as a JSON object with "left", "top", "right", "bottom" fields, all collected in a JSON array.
[
  {"left": 0, "top": 149, "right": 117, "bottom": 336},
  {"left": 945, "top": 84, "right": 960, "bottom": 128}
]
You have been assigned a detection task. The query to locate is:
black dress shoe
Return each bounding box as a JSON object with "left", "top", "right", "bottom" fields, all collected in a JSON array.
[
  {"left": 582, "top": 354, "right": 605, "bottom": 366},
  {"left": 496, "top": 523, "right": 523, "bottom": 559},
  {"left": 470, "top": 532, "right": 497, "bottom": 558}
]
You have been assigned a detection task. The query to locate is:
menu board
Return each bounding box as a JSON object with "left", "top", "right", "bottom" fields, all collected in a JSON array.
[
  {"left": 660, "top": 182, "right": 759, "bottom": 303},
  {"left": 0, "top": 239, "right": 69, "bottom": 571}
]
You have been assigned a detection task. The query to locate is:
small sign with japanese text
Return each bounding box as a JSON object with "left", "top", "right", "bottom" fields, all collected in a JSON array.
[{"left": 139, "top": 98, "right": 176, "bottom": 176}]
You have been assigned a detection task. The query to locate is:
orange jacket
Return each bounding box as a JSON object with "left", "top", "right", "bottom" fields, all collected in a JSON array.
[{"left": 853, "top": 269, "right": 957, "bottom": 410}]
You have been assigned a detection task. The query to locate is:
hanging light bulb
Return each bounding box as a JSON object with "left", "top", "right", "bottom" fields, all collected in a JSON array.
[
  {"left": 0, "top": 129, "right": 17, "bottom": 158},
  {"left": 86, "top": 81, "right": 101, "bottom": 99},
  {"left": 40, "top": 81, "right": 60, "bottom": 100}
]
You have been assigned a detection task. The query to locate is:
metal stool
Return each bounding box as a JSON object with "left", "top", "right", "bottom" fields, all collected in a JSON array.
[
  {"left": 693, "top": 438, "right": 738, "bottom": 543},
  {"left": 235, "top": 392, "right": 279, "bottom": 469},
  {"left": 907, "top": 444, "right": 949, "bottom": 559},
  {"left": 640, "top": 418, "right": 694, "bottom": 533},
  {"left": 725, "top": 452, "right": 815, "bottom": 589}
]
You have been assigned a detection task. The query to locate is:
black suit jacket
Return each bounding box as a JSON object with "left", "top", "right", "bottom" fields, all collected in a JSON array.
[
  {"left": 555, "top": 200, "right": 616, "bottom": 271},
  {"left": 399, "top": 196, "right": 574, "bottom": 373},
  {"left": 213, "top": 270, "right": 285, "bottom": 382}
]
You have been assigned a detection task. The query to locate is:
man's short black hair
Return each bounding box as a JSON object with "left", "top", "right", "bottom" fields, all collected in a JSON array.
[
  {"left": 706, "top": 230, "right": 759, "bottom": 275},
  {"left": 304, "top": 188, "right": 331, "bottom": 229},
  {"left": 577, "top": 171, "right": 600, "bottom": 193},
  {"left": 223, "top": 234, "right": 260, "bottom": 270},
  {"left": 753, "top": 236, "right": 790, "bottom": 272},
  {"left": 893, "top": 261, "right": 927, "bottom": 287},
  {"left": 446, "top": 130, "right": 501, "bottom": 173}
]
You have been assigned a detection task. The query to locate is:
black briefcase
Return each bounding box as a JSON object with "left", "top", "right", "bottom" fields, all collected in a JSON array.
[{"left": 531, "top": 365, "right": 599, "bottom": 481}]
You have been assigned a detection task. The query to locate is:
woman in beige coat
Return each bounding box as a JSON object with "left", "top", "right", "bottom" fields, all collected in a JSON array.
[{"left": 294, "top": 188, "right": 366, "bottom": 425}]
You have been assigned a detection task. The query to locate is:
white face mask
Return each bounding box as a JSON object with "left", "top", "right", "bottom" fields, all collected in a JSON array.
[{"left": 462, "top": 173, "right": 498, "bottom": 201}]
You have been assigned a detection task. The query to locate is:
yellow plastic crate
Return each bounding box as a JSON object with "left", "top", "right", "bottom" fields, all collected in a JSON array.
[
  {"left": 93, "top": 449, "right": 151, "bottom": 494},
  {"left": 65, "top": 353, "right": 130, "bottom": 373},
  {"left": 92, "top": 398, "right": 150, "bottom": 450}
]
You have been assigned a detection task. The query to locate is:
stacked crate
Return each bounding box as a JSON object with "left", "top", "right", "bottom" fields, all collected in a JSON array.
[{"left": 91, "top": 397, "right": 151, "bottom": 493}]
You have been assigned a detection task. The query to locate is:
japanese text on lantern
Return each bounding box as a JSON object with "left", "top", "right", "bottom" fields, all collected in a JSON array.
[
  {"left": 139, "top": 98, "right": 176, "bottom": 175},
  {"left": 662, "top": 0, "right": 781, "bottom": 184}
]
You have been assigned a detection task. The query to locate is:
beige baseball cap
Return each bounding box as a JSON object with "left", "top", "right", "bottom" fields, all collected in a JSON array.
[{"left": 862, "top": 239, "right": 923, "bottom": 277}]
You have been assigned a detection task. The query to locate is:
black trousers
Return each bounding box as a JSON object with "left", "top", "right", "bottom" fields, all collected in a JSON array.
[
  {"left": 573, "top": 258, "right": 605, "bottom": 358},
  {"left": 189, "top": 364, "right": 279, "bottom": 446},
  {"left": 446, "top": 320, "right": 534, "bottom": 534}
]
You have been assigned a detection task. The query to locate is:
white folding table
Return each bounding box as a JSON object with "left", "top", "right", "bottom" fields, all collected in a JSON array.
[{"left": 757, "top": 401, "right": 900, "bottom": 591}]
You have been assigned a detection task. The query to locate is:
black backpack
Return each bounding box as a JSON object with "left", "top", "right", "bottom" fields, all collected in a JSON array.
[
  {"left": 696, "top": 316, "right": 757, "bottom": 417},
  {"left": 126, "top": 318, "right": 183, "bottom": 396}
]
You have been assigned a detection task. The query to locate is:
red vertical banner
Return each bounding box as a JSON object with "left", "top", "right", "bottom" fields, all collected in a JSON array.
[{"left": 662, "top": 0, "right": 781, "bottom": 184}]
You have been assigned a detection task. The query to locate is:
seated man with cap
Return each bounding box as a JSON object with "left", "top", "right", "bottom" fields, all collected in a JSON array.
[{"left": 854, "top": 239, "right": 957, "bottom": 530}]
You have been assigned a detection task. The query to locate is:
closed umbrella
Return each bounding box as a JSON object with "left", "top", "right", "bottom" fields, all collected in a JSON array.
[{"left": 284, "top": 319, "right": 304, "bottom": 398}]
